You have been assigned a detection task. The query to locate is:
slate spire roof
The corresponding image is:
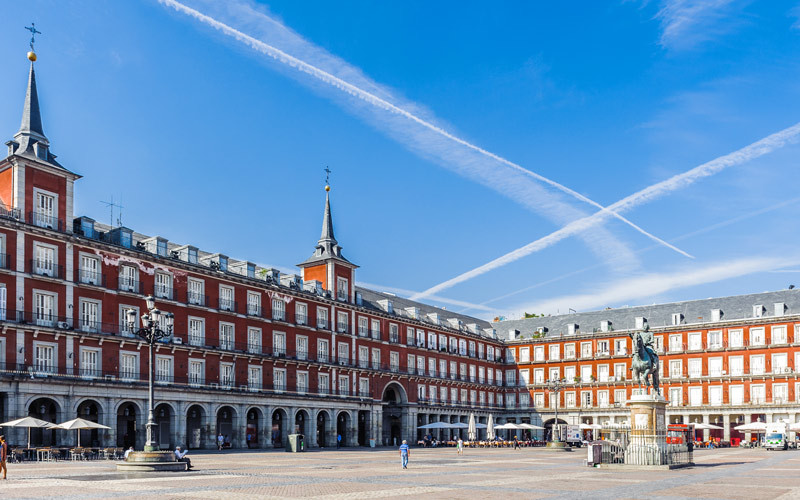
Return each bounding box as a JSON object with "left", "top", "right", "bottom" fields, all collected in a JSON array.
[
  {"left": 19, "top": 62, "right": 46, "bottom": 141},
  {"left": 298, "top": 188, "right": 356, "bottom": 267}
]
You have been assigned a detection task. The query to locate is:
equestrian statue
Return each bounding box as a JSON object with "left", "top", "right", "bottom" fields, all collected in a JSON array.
[{"left": 628, "top": 325, "right": 661, "bottom": 396}]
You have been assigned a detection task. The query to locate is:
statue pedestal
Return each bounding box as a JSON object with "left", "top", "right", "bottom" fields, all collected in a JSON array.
[
  {"left": 624, "top": 392, "right": 671, "bottom": 467},
  {"left": 628, "top": 392, "right": 667, "bottom": 432},
  {"left": 116, "top": 451, "right": 188, "bottom": 472}
]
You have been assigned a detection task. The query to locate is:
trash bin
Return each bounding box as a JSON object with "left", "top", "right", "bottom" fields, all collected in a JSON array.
[
  {"left": 286, "top": 434, "right": 305, "bottom": 452},
  {"left": 587, "top": 443, "right": 602, "bottom": 466}
]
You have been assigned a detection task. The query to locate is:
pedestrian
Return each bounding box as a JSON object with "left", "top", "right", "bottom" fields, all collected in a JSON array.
[
  {"left": 337, "top": 433, "right": 341, "bottom": 449},
  {"left": 513, "top": 435, "right": 520, "bottom": 450},
  {"left": 457, "top": 438, "right": 464, "bottom": 455},
  {"left": 246, "top": 433, "right": 252, "bottom": 449},
  {"left": 174, "top": 446, "right": 192, "bottom": 470},
  {"left": 217, "top": 433, "right": 224, "bottom": 451},
  {"left": 0, "top": 435, "right": 7, "bottom": 480},
  {"left": 399, "top": 439, "right": 409, "bottom": 469}
]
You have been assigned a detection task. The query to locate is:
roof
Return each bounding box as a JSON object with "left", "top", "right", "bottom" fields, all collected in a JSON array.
[
  {"left": 298, "top": 190, "right": 355, "bottom": 268},
  {"left": 494, "top": 289, "right": 800, "bottom": 339}
]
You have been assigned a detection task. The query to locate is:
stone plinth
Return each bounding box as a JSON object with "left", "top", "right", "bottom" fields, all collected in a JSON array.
[
  {"left": 116, "top": 451, "right": 188, "bottom": 472},
  {"left": 624, "top": 392, "right": 669, "bottom": 467},
  {"left": 628, "top": 393, "right": 667, "bottom": 432}
]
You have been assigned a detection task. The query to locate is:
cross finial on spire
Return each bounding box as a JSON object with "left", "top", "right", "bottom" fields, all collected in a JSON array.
[
  {"left": 25, "top": 23, "right": 41, "bottom": 52},
  {"left": 324, "top": 166, "right": 331, "bottom": 185}
]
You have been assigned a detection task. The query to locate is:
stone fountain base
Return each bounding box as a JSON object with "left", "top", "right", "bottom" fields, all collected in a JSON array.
[{"left": 116, "top": 451, "right": 188, "bottom": 472}]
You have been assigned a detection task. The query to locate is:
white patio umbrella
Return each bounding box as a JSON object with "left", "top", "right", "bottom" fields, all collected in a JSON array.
[
  {"left": 468, "top": 413, "right": 476, "bottom": 441},
  {"left": 693, "top": 423, "right": 723, "bottom": 430},
  {"left": 734, "top": 421, "right": 767, "bottom": 433},
  {"left": 0, "top": 417, "right": 55, "bottom": 449},
  {"left": 494, "top": 423, "right": 523, "bottom": 430},
  {"left": 486, "top": 414, "right": 495, "bottom": 440},
  {"left": 519, "top": 423, "right": 545, "bottom": 430},
  {"left": 579, "top": 423, "right": 601, "bottom": 430},
  {"left": 418, "top": 421, "right": 453, "bottom": 429},
  {"left": 54, "top": 418, "right": 111, "bottom": 447},
  {"left": 789, "top": 423, "right": 800, "bottom": 432}
]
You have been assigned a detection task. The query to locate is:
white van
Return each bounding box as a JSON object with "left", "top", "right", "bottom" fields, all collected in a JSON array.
[{"left": 765, "top": 423, "right": 788, "bottom": 451}]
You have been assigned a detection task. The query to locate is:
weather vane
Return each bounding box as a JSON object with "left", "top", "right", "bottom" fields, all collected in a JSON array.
[
  {"left": 25, "top": 22, "right": 41, "bottom": 52},
  {"left": 324, "top": 166, "right": 331, "bottom": 191}
]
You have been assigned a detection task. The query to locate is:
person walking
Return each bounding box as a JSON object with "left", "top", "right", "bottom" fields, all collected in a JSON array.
[
  {"left": 246, "top": 433, "right": 252, "bottom": 449},
  {"left": 0, "top": 435, "right": 7, "bottom": 480},
  {"left": 456, "top": 438, "right": 464, "bottom": 455},
  {"left": 399, "top": 440, "right": 410, "bottom": 469},
  {"left": 513, "top": 435, "right": 520, "bottom": 450},
  {"left": 217, "top": 433, "right": 224, "bottom": 451},
  {"left": 337, "top": 433, "right": 342, "bottom": 449}
]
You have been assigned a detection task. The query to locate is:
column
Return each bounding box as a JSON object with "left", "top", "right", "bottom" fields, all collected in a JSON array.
[
  {"left": 175, "top": 401, "right": 186, "bottom": 449},
  {"left": 308, "top": 411, "right": 318, "bottom": 449},
  {"left": 236, "top": 404, "right": 247, "bottom": 448},
  {"left": 722, "top": 413, "right": 731, "bottom": 442},
  {"left": 702, "top": 414, "right": 710, "bottom": 442},
  {"left": 348, "top": 410, "right": 357, "bottom": 446},
  {"left": 744, "top": 413, "right": 752, "bottom": 444},
  {"left": 405, "top": 409, "right": 417, "bottom": 445}
]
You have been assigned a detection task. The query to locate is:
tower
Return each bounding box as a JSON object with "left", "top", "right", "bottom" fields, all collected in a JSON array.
[{"left": 298, "top": 183, "right": 358, "bottom": 302}]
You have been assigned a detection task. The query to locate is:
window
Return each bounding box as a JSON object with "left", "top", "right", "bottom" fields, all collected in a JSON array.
[
  {"left": 317, "top": 339, "right": 329, "bottom": 363},
  {"left": 188, "top": 317, "right": 204, "bottom": 346},
  {"left": 119, "top": 265, "right": 138, "bottom": 292},
  {"left": 753, "top": 305, "right": 764, "bottom": 318},
  {"left": 247, "top": 328, "right": 261, "bottom": 354},
  {"left": 468, "top": 341, "right": 476, "bottom": 357},
  {"left": 654, "top": 336, "right": 664, "bottom": 353},
  {"left": 730, "top": 386, "right": 745, "bottom": 405},
  {"left": 34, "top": 189, "right": 57, "bottom": 228},
  {"left": 548, "top": 367, "right": 560, "bottom": 381},
  {"left": 219, "top": 286, "right": 235, "bottom": 311},
  {"left": 614, "top": 389, "right": 626, "bottom": 405},
  {"left": 120, "top": 352, "right": 138, "bottom": 380},
  {"left": 155, "top": 356, "right": 173, "bottom": 383},
  {"left": 317, "top": 307, "right": 329, "bottom": 329},
  {"left": 669, "top": 360, "right": 682, "bottom": 378},
  {"left": 772, "top": 353, "right": 788, "bottom": 374},
  {"left": 421, "top": 357, "right": 428, "bottom": 376},
  {"left": 772, "top": 325, "right": 787, "bottom": 345},
  {"left": 598, "top": 391, "right": 609, "bottom": 408},
  {"left": 708, "top": 357, "right": 723, "bottom": 377},
  {"left": 688, "top": 358, "right": 702, "bottom": 378},
  {"left": 33, "top": 343, "right": 55, "bottom": 373},
  {"left": 688, "top": 386, "right": 702, "bottom": 406},
  {"left": 272, "top": 298, "right": 285, "bottom": 321},
  {"left": 439, "top": 359, "right": 447, "bottom": 378},
  {"left": 580, "top": 342, "right": 592, "bottom": 358},
  {"left": 564, "top": 366, "right": 576, "bottom": 381},
  {"left": 189, "top": 360, "right": 204, "bottom": 386},
  {"left": 728, "top": 329, "right": 743, "bottom": 348},
  {"left": 371, "top": 319, "right": 381, "bottom": 340},
  {"left": 687, "top": 332, "right": 702, "bottom": 351},
  {"left": 750, "top": 354, "right": 765, "bottom": 375},
  {"left": 598, "top": 364, "right": 609, "bottom": 382},
  {"left": 580, "top": 365, "right": 592, "bottom": 381},
  {"left": 669, "top": 334, "right": 682, "bottom": 352},
  {"left": 219, "top": 322, "right": 234, "bottom": 350},
  {"left": 80, "top": 348, "right": 99, "bottom": 378},
  {"left": 358, "top": 317, "right": 368, "bottom": 337},
  {"left": 79, "top": 254, "right": 101, "bottom": 285},
  {"left": 614, "top": 339, "right": 627, "bottom": 355},
  {"left": 613, "top": 363, "right": 625, "bottom": 380},
  {"left": 407, "top": 354, "right": 416, "bottom": 374},
  {"left": 338, "top": 375, "right": 349, "bottom": 395},
  {"left": 34, "top": 291, "right": 56, "bottom": 327},
  {"left": 450, "top": 360, "right": 457, "bottom": 380},
  {"left": 427, "top": 332, "right": 437, "bottom": 350},
  {"left": 297, "top": 371, "right": 309, "bottom": 393},
  {"left": 706, "top": 385, "right": 722, "bottom": 406},
  {"left": 79, "top": 299, "right": 100, "bottom": 333},
  {"left": 533, "top": 368, "right": 545, "bottom": 384},
  {"left": 707, "top": 330, "right": 723, "bottom": 349},
  {"left": 273, "top": 332, "right": 286, "bottom": 356},
  {"left": 389, "top": 324, "right": 399, "bottom": 343},
  {"left": 669, "top": 387, "right": 682, "bottom": 407},
  {"left": 34, "top": 243, "right": 55, "bottom": 276},
  {"left": 458, "top": 339, "right": 467, "bottom": 355},
  {"left": 750, "top": 327, "right": 765, "bottom": 346},
  {"left": 750, "top": 384, "right": 765, "bottom": 404},
  {"left": 337, "top": 312, "right": 348, "bottom": 333},
  {"left": 773, "top": 383, "right": 788, "bottom": 403},
  {"left": 729, "top": 356, "right": 744, "bottom": 376},
  {"left": 371, "top": 348, "right": 380, "bottom": 370},
  {"left": 155, "top": 272, "right": 172, "bottom": 300},
  {"left": 273, "top": 368, "right": 286, "bottom": 391},
  {"left": 581, "top": 391, "right": 592, "bottom": 408},
  {"left": 338, "top": 342, "right": 349, "bottom": 365},
  {"left": 359, "top": 378, "right": 369, "bottom": 397},
  {"left": 549, "top": 345, "right": 560, "bottom": 361},
  {"left": 359, "top": 346, "right": 369, "bottom": 368},
  {"left": 597, "top": 340, "right": 609, "bottom": 355},
  {"left": 244, "top": 291, "right": 259, "bottom": 316},
  {"left": 390, "top": 352, "right": 400, "bottom": 372},
  {"left": 296, "top": 335, "right": 308, "bottom": 361},
  {"left": 248, "top": 366, "right": 262, "bottom": 391},
  {"left": 533, "top": 346, "right": 545, "bottom": 361},
  {"left": 295, "top": 302, "right": 307, "bottom": 325},
  {"left": 564, "top": 344, "right": 575, "bottom": 359},
  {"left": 187, "top": 278, "right": 204, "bottom": 305},
  {"left": 336, "top": 277, "right": 348, "bottom": 301},
  {"left": 519, "top": 368, "right": 529, "bottom": 385},
  {"left": 318, "top": 373, "right": 330, "bottom": 394}
]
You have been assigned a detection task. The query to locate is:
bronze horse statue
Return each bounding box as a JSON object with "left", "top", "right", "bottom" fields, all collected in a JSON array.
[{"left": 628, "top": 328, "right": 661, "bottom": 396}]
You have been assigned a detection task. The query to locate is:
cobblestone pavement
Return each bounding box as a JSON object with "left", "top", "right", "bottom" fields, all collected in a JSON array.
[{"left": 1, "top": 447, "right": 799, "bottom": 499}]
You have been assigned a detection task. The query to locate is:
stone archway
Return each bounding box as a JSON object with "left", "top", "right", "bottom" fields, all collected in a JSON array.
[
  {"left": 76, "top": 399, "right": 103, "bottom": 447},
  {"left": 316, "top": 410, "right": 331, "bottom": 447},
  {"left": 294, "top": 409, "right": 309, "bottom": 436},
  {"left": 155, "top": 403, "right": 174, "bottom": 450},
  {"left": 271, "top": 408, "right": 288, "bottom": 448},
  {"left": 381, "top": 382, "right": 407, "bottom": 447},
  {"left": 216, "top": 406, "right": 236, "bottom": 448},
  {"left": 28, "top": 398, "right": 60, "bottom": 446},
  {"left": 543, "top": 417, "right": 569, "bottom": 442},
  {"left": 186, "top": 404, "right": 206, "bottom": 450},
  {"left": 116, "top": 402, "right": 139, "bottom": 449},
  {"left": 336, "top": 411, "right": 351, "bottom": 447},
  {"left": 246, "top": 408, "right": 263, "bottom": 449}
]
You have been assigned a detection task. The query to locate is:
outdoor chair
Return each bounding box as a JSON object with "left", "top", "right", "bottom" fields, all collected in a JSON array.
[
  {"left": 70, "top": 447, "right": 84, "bottom": 461},
  {"left": 11, "top": 448, "right": 25, "bottom": 463}
]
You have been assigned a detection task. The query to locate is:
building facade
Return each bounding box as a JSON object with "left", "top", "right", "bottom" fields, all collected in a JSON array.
[
  {"left": 500, "top": 292, "right": 800, "bottom": 443},
  {"left": 0, "top": 56, "right": 521, "bottom": 450}
]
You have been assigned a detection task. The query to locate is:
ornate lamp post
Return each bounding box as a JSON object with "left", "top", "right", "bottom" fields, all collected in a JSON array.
[
  {"left": 127, "top": 295, "right": 174, "bottom": 452},
  {"left": 546, "top": 378, "right": 569, "bottom": 449}
]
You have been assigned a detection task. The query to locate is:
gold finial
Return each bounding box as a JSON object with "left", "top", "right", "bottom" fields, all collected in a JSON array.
[
  {"left": 24, "top": 23, "right": 41, "bottom": 62},
  {"left": 324, "top": 166, "right": 331, "bottom": 191}
]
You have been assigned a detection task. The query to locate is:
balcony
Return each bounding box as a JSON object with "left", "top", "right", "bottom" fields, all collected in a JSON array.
[
  {"left": 187, "top": 292, "right": 209, "bottom": 307},
  {"left": 29, "top": 211, "right": 65, "bottom": 232},
  {"left": 218, "top": 298, "right": 237, "bottom": 313},
  {"left": 154, "top": 285, "right": 173, "bottom": 301},
  {"left": 0, "top": 254, "right": 12, "bottom": 270},
  {"left": 29, "top": 259, "right": 64, "bottom": 279},
  {"left": 118, "top": 277, "right": 141, "bottom": 294},
  {"left": 77, "top": 269, "right": 106, "bottom": 287}
]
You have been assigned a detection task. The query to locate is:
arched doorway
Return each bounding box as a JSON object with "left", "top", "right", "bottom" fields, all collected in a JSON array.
[
  {"left": 382, "top": 383, "right": 407, "bottom": 446},
  {"left": 155, "top": 403, "right": 173, "bottom": 450},
  {"left": 543, "top": 418, "right": 568, "bottom": 442},
  {"left": 336, "top": 411, "right": 350, "bottom": 447},
  {"left": 317, "top": 411, "right": 330, "bottom": 447},
  {"left": 216, "top": 406, "right": 235, "bottom": 448},
  {"left": 295, "top": 410, "right": 308, "bottom": 436},
  {"left": 357, "top": 410, "right": 369, "bottom": 446},
  {"left": 117, "top": 402, "right": 138, "bottom": 448},
  {"left": 28, "top": 398, "right": 59, "bottom": 446},
  {"left": 271, "top": 408, "right": 288, "bottom": 447},
  {"left": 186, "top": 405, "right": 205, "bottom": 450},
  {"left": 76, "top": 399, "right": 102, "bottom": 447},
  {"left": 246, "top": 408, "right": 261, "bottom": 448}
]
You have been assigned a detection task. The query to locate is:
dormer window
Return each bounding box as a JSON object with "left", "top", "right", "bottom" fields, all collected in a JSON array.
[
  {"left": 35, "top": 142, "right": 48, "bottom": 160},
  {"left": 33, "top": 189, "right": 57, "bottom": 229},
  {"left": 187, "top": 248, "right": 198, "bottom": 264},
  {"left": 753, "top": 305, "right": 764, "bottom": 318},
  {"left": 336, "top": 277, "right": 348, "bottom": 301},
  {"left": 671, "top": 313, "right": 683, "bottom": 326}
]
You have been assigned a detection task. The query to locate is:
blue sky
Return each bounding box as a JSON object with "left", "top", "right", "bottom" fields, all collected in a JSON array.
[{"left": 2, "top": 0, "right": 800, "bottom": 320}]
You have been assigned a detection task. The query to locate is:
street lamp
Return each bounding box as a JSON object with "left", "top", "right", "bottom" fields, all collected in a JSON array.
[
  {"left": 546, "top": 378, "right": 568, "bottom": 448},
  {"left": 127, "top": 295, "right": 174, "bottom": 452}
]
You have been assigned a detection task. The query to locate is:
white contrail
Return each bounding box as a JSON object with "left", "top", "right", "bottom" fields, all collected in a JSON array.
[
  {"left": 157, "top": 0, "right": 691, "bottom": 267},
  {"left": 508, "top": 254, "right": 800, "bottom": 317},
  {"left": 356, "top": 282, "right": 494, "bottom": 312},
  {"left": 412, "top": 121, "right": 800, "bottom": 300}
]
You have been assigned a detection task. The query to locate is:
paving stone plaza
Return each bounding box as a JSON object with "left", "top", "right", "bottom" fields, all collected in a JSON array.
[{"left": 1, "top": 447, "right": 799, "bottom": 499}]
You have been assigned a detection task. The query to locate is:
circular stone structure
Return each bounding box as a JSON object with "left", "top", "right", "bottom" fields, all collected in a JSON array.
[
  {"left": 544, "top": 440, "right": 572, "bottom": 451},
  {"left": 116, "top": 451, "right": 188, "bottom": 472}
]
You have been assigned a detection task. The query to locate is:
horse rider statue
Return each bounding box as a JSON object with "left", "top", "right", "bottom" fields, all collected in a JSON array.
[{"left": 628, "top": 324, "right": 661, "bottom": 396}]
